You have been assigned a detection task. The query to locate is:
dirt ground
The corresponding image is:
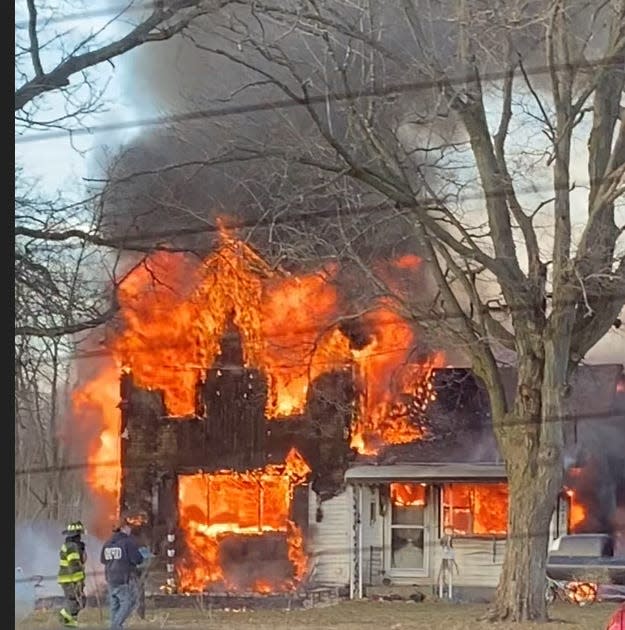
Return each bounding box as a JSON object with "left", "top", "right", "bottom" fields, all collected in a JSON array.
[{"left": 17, "top": 600, "right": 618, "bottom": 630}]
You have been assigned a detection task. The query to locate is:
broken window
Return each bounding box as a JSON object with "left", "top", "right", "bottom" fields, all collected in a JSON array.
[{"left": 442, "top": 483, "right": 508, "bottom": 536}]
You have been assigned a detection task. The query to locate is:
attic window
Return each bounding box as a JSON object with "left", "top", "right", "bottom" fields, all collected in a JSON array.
[{"left": 442, "top": 483, "right": 508, "bottom": 536}]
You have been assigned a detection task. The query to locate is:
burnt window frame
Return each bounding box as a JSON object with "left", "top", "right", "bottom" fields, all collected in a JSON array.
[
  {"left": 440, "top": 482, "right": 509, "bottom": 539},
  {"left": 388, "top": 482, "right": 428, "bottom": 573}
]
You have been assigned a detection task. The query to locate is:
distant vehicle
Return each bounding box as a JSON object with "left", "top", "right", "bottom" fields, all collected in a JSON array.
[
  {"left": 548, "top": 534, "right": 625, "bottom": 583},
  {"left": 546, "top": 534, "right": 625, "bottom": 606}
]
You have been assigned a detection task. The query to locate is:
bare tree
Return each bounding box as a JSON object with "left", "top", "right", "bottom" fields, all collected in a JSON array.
[
  {"left": 14, "top": 1, "right": 232, "bottom": 530},
  {"left": 175, "top": 0, "right": 625, "bottom": 620},
  {"left": 15, "top": 0, "right": 230, "bottom": 114},
  {"left": 15, "top": 0, "right": 236, "bottom": 334}
]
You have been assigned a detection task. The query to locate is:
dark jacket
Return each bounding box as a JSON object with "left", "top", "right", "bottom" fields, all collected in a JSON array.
[
  {"left": 100, "top": 531, "right": 143, "bottom": 587},
  {"left": 58, "top": 536, "right": 86, "bottom": 584}
]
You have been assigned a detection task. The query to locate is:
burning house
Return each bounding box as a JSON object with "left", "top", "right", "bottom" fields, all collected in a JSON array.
[
  {"left": 72, "top": 227, "right": 625, "bottom": 599},
  {"left": 341, "top": 364, "right": 625, "bottom": 598},
  {"left": 72, "top": 227, "right": 444, "bottom": 596}
]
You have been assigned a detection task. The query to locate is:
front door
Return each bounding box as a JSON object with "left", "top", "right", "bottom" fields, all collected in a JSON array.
[{"left": 387, "top": 483, "right": 428, "bottom": 575}]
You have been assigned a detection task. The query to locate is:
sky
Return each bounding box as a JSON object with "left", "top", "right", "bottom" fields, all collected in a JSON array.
[
  {"left": 14, "top": 1, "right": 625, "bottom": 364},
  {"left": 15, "top": 1, "right": 143, "bottom": 196}
]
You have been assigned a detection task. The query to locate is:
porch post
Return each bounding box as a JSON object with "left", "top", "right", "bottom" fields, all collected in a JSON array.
[
  {"left": 349, "top": 483, "right": 359, "bottom": 599},
  {"left": 358, "top": 484, "right": 364, "bottom": 599}
]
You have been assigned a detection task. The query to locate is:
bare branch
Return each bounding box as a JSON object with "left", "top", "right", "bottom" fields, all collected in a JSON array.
[
  {"left": 15, "top": 0, "right": 226, "bottom": 111},
  {"left": 26, "top": 0, "right": 44, "bottom": 77}
]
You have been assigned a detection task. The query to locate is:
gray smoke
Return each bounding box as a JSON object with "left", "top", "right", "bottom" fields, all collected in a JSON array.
[
  {"left": 100, "top": 1, "right": 537, "bottom": 250},
  {"left": 94, "top": 0, "right": 624, "bottom": 455},
  {"left": 566, "top": 378, "right": 625, "bottom": 534},
  {"left": 97, "top": 0, "right": 617, "bottom": 346},
  {"left": 15, "top": 519, "right": 106, "bottom": 616},
  {"left": 15, "top": 567, "right": 36, "bottom": 624}
]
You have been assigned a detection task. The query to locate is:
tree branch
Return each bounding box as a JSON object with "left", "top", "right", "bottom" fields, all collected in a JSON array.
[
  {"left": 26, "top": 0, "right": 44, "bottom": 77},
  {"left": 493, "top": 62, "right": 542, "bottom": 280},
  {"left": 446, "top": 67, "right": 525, "bottom": 290},
  {"left": 15, "top": 0, "right": 224, "bottom": 111},
  {"left": 15, "top": 301, "right": 119, "bottom": 338}
]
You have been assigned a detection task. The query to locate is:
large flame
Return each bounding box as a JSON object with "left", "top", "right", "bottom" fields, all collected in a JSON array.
[
  {"left": 350, "top": 305, "right": 444, "bottom": 453},
  {"left": 71, "top": 360, "right": 122, "bottom": 535},
  {"left": 177, "top": 448, "right": 310, "bottom": 592},
  {"left": 566, "top": 488, "right": 587, "bottom": 531},
  {"left": 71, "top": 228, "right": 443, "bottom": 559},
  {"left": 261, "top": 269, "right": 352, "bottom": 417},
  {"left": 442, "top": 483, "right": 508, "bottom": 535}
]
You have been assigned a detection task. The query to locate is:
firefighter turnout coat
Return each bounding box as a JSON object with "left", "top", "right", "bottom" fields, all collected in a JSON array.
[{"left": 58, "top": 538, "right": 86, "bottom": 585}]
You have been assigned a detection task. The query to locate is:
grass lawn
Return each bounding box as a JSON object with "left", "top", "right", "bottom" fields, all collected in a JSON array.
[{"left": 17, "top": 600, "right": 618, "bottom": 630}]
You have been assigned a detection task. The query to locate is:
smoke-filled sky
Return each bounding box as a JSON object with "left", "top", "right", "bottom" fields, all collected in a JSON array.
[
  {"left": 107, "top": 3, "right": 625, "bottom": 363},
  {"left": 15, "top": 1, "right": 625, "bottom": 362}
]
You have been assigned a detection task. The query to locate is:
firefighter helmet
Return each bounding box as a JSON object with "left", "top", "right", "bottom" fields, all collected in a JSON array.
[{"left": 62, "top": 521, "right": 85, "bottom": 536}]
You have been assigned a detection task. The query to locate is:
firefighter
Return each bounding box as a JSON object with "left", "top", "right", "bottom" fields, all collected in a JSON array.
[
  {"left": 58, "top": 521, "right": 87, "bottom": 627},
  {"left": 100, "top": 517, "right": 144, "bottom": 630}
]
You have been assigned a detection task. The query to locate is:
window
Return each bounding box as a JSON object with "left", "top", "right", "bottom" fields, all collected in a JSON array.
[
  {"left": 565, "top": 488, "right": 585, "bottom": 533},
  {"left": 442, "top": 483, "right": 508, "bottom": 536},
  {"left": 389, "top": 483, "right": 427, "bottom": 570}
]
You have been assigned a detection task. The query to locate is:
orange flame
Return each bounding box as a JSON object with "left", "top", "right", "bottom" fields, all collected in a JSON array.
[
  {"left": 70, "top": 360, "right": 122, "bottom": 536},
  {"left": 390, "top": 483, "right": 427, "bottom": 506},
  {"left": 177, "top": 449, "right": 310, "bottom": 592},
  {"left": 350, "top": 305, "right": 445, "bottom": 453},
  {"left": 71, "top": 228, "right": 444, "bottom": 555},
  {"left": 442, "top": 483, "right": 508, "bottom": 535},
  {"left": 261, "top": 269, "right": 352, "bottom": 417},
  {"left": 566, "top": 488, "right": 586, "bottom": 531}
]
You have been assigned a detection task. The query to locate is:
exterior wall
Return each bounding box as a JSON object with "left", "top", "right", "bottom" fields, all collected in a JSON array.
[
  {"left": 347, "top": 482, "right": 570, "bottom": 592},
  {"left": 307, "top": 487, "right": 352, "bottom": 587},
  {"left": 361, "top": 486, "right": 384, "bottom": 585},
  {"left": 431, "top": 537, "right": 505, "bottom": 588}
]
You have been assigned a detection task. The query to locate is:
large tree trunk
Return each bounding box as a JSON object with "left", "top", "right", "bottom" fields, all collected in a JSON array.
[
  {"left": 489, "top": 345, "right": 566, "bottom": 621},
  {"left": 490, "top": 446, "right": 563, "bottom": 621}
]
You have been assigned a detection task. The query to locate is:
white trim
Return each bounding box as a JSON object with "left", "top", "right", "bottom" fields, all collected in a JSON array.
[
  {"left": 346, "top": 462, "right": 506, "bottom": 483},
  {"left": 384, "top": 484, "right": 431, "bottom": 579},
  {"left": 357, "top": 485, "right": 364, "bottom": 598}
]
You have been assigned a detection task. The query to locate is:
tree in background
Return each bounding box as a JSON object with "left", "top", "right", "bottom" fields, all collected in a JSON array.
[
  {"left": 14, "top": 0, "right": 229, "bottom": 521},
  {"left": 179, "top": 0, "right": 625, "bottom": 620}
]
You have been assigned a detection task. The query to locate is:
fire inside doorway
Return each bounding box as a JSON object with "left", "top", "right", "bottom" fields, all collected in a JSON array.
[
  {"left": 177, "top": 448, "right": 310, "bottom": 593},
  {"left": 72, "top": 225, "right": 445, "bottom": 599}
]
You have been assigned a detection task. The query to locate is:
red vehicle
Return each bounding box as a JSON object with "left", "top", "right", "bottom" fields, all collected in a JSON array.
[{"left": 606, "top": 603, "right": 625, "bottom": 630}]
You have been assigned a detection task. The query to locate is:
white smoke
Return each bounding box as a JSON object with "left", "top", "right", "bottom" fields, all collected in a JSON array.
[
  {"left": 14, "top": 567, "right": 36, "bottom": 623},
  {"left": 15, "top": 520, "right": 106, "bottom": 620}
]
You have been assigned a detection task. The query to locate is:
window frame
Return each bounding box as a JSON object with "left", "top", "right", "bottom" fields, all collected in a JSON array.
[
  {"left": 385, "top": 483, "right": 430, "bottom": 577},
  {"left": 440, "top": 482, "right": 509, "bottom": 539}
]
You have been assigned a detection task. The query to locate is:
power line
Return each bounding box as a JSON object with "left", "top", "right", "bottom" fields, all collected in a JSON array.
[
  {"left": 16, "top": 524, "right": 609, "bottom": 587},
  {"left": 14, "top": 170, "right": 625, "bottom": 259},
  {"left": 58, "top": 286, "right": 625, "bottom": 362},
  {"left": 15, "top": 55, "right": 624, "bottom": 144},
  {"left": 14, "top": 2, "right": 155, "bottom": 29}
]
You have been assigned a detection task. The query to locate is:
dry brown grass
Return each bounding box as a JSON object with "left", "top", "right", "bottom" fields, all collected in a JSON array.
[{"left": 17, "top": 600, "right": 617, "bottom": 630}]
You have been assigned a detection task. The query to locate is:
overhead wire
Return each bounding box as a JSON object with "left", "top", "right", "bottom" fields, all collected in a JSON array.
[{"left": 15, "top": 55, "right": 625, "bottom": 143}]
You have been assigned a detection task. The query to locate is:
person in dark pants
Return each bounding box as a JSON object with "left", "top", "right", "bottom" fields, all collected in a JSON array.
[
  {"left": 57, "top": 521, "right": 87, "bottom": 627},
  {"left": 100, "top": 517, "right": 144, "bottom": 630}
]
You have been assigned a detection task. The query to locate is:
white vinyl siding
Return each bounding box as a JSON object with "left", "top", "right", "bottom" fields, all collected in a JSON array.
[{"left": 307, "top": 488, "right": 351, "bottom": 587}]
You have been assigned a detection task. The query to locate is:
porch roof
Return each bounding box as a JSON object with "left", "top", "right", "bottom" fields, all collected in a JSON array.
[{"left": 345, "top": 461, "right": 507, "bottom": 483}]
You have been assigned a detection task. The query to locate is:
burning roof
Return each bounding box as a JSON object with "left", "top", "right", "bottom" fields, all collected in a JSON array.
[{"left": 71, "top": 226, "right": 444, "bottom": 534}]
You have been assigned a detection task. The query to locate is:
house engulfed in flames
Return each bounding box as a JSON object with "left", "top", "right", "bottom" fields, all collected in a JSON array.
[
  {"left": 73, "top": 228, "right": 445, "bottom": 595},
  {"left": 73, "top": 228, "right": 625, "bottom": 597}
]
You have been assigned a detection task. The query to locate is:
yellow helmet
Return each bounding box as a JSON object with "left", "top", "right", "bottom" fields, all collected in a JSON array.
[{"left": 62, "top": 521, "right": 85, "bottom": 536}]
